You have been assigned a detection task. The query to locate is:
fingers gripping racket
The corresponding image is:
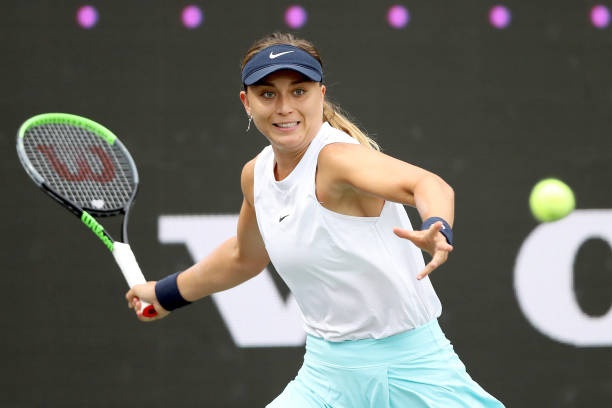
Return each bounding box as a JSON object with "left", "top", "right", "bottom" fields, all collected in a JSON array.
[{"left": 16, "top": 113, "right": 157, "bottom": 317}]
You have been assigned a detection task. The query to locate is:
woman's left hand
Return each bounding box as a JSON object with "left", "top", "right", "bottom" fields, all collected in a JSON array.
[{"left": 393, "top": 221, "right": 454, "bottom": 280}]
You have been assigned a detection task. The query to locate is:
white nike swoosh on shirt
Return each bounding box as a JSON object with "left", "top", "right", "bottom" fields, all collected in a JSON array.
[{"left": 269, "top": 51, "right": 295, "bottom": 59}]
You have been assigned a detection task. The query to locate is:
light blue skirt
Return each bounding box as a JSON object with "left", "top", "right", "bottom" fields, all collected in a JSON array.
[{"left": 267, "top": 319, "right": 505, "bottom": 408}]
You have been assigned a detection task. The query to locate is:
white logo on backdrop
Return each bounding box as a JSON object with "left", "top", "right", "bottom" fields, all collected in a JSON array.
[
  {"left": 158, "top": 215, "right": 305, "bottom": 348},
  {"left": 514, "top": 210, "right": 612, "bottom": 347}
]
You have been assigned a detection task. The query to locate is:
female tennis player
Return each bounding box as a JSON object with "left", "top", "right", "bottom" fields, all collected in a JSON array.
[{"left": 126, "top": 32, "right": 504, "bottom": 407}]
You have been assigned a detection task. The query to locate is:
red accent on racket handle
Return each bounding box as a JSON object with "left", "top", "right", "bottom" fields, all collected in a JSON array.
[{"left": 142, "top": 304, "right": 158, "bottom": 318}]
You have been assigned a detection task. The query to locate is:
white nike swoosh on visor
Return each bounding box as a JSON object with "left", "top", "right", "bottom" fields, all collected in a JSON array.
[{"left": 269, "top": 51, "right": 295, "bottom": 59}]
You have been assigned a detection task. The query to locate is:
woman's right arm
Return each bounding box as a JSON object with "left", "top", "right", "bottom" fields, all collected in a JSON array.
[
  {"left": 177, "top": 158, "right": 269, "bottom": 300},
  {"left": 126, "top": 158, "right": 269, "bottom": 320}
]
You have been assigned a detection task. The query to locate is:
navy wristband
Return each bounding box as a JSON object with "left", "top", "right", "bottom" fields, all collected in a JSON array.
[
  {"left": 155, "top": 272, "right": 191, "bottom": 311},
  {"left": 421, "top": 217, "right": 453, "bottom": 246}
]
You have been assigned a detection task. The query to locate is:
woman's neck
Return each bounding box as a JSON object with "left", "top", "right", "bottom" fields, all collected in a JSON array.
[
  {"left": 271, "top": 122, "right": 324, "bottom": 181},
  {"left": 272, "top": 144, "right": 308, "bottom": 181}
]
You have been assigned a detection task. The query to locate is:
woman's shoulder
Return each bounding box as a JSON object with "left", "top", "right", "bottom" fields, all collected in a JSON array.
[
  {"left": 241, "top": 155, "right": 259, "bottom": 205},
  {"left": 241, "top": 155, "right": 258, "bottom": 179},
  {"left": 316, "top": 124, "right": 362, "bottom": 167},
  {"left": 240, "top": 145, "right": 275, "bottom": 203}
]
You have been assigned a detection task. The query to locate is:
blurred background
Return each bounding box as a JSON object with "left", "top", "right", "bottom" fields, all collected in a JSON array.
[{"left": 2, "top": 1, "right": 612, "bottom": 407}]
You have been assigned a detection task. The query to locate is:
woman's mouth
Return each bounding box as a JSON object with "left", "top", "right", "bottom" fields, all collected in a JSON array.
[{"left": 273, "top": 121, "right": 300, "bottom": 129}]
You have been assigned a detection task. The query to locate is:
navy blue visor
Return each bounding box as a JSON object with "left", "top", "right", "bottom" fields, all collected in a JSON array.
[{"left": 242, "top": 44, "right": 323, "bottom": 86}]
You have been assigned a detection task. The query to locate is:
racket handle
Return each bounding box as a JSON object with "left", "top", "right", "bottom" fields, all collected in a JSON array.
[{"left": 112, "top": 242, "right": 158, "bottom": 317}]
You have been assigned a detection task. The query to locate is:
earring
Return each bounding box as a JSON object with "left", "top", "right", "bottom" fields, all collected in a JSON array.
[{"left": 246, "top": 114, "right": 253, "bottom": 132}]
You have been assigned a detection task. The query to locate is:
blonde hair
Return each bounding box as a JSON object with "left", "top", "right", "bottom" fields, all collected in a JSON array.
[{"left": 241, "top": 33, "right": 380, "bottom": 151}]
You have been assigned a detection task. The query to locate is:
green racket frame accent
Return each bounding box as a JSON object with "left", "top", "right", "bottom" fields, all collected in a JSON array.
[
  {"left": 18, "top": 113, "right": 117, "bottom": 145},
  {"left": 81, "top": 211, "right": 114, "bottom": 252}
]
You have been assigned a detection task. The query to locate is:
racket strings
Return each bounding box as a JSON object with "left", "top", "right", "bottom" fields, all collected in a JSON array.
[
  {"left": 57, "top": 125, "right": 95, "bottom": 208},
  {"left": 60, "top": 123, "right": 136, "bottom": 207},
  {"left": 23, "top": 123, "right": 136, "bottom": 211},
  {"left": 58, "top": 122, "right": 134, "bottom": 210},
  {"left": 61, "top": 124, "right": 116, "bottom": 208},
  {"left": 27, "top": 126, "right": 74, "bottom": 203},
  {"left": 104, "top": 131, "right": 133, "bottom": 207}
]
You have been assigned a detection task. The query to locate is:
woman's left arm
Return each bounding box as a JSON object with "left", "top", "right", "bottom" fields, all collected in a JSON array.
[{"left": 318, "top": 142, "right": 454, "bottom": 279}]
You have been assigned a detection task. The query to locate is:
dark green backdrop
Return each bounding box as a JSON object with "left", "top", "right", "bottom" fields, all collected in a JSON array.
[{"left": 2, "top": 1, "right": 611, "bottom": 407}]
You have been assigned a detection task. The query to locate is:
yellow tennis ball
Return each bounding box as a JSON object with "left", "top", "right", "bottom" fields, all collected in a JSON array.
[{"left": 529, "top": 178, "right": 575, "bottom": 222}]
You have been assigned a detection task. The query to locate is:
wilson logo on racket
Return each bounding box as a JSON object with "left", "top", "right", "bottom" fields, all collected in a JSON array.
[{"left": 37, "top": 144, "right": 115, "bottom": 183}]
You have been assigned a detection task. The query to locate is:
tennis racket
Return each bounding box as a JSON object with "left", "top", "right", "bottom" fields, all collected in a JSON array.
[{"left": 16, "top": 113, "right": 157, "bottom": 317}]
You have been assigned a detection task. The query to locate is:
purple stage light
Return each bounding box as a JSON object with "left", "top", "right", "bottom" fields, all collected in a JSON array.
[
  {"left": 76, "top": 5, "right": 98, "bottom": 29},
  {"left": 285, "top": 5, "right": 307, "bottom": 29},
  {"left": 182, "top": 5, "right": 203, "bottom": 29},
  {"left": 590, "top": 5, "right": 610, "bottom": 28},
  {"left": 387, "top": 5, "right": 410, "bottom": 29},
  {"left": 489, "top": 5, "right": 511, "bottom": 29}
]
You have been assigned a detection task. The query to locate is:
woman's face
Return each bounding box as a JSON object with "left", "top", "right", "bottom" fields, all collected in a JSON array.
[{"left": 240, "top": 69, "right": 326, "bottom": 152}]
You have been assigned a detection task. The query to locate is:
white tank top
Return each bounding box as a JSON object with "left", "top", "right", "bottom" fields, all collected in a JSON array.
[{"left": 253, "top": 122, "right": 442, "bottom": 341}]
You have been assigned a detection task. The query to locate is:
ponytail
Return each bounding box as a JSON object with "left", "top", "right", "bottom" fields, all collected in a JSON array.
[{"left": 323, "top": 100, "right": 380, "bottom": 151}]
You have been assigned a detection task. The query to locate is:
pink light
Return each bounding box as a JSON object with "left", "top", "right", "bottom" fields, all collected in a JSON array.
[
  {"left": 590, "top": 5, "right": 610, "bottom": 28},
  {"left": 387, "top": 5, "right": 410, "bottom": 29},
  {"left": 489, "top": 5, "right": 511, "bottom": 29},
  {"left": 76, "top": 5, "right": 98, "bottom": 29},
  {"left": 285, "top": 5, "right": 307, "bottom": 29},
  {"left": 182, "top": 5, "right": 203, "bottom": 29}
]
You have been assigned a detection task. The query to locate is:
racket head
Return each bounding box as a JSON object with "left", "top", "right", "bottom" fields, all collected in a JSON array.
[{"left": 17, "top": 113, "right": 139, "bottom": 216}]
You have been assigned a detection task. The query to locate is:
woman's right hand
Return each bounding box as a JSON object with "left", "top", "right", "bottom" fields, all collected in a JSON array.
[{"left": 125, "top": 282, "right": 170, "bottom": 322}]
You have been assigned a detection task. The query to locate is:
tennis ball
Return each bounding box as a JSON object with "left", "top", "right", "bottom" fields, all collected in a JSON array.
[{"left": 529, "top": 178, "right": 575, "bottom": 222}]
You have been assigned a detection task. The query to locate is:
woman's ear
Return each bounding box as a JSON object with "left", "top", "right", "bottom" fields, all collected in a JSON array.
[{"left": 240, "top": 90, "right": 250, "bottom": 116}]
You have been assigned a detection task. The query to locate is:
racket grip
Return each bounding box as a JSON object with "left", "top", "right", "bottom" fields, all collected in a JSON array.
[{"left": 112, "top": 242, "right": 158, "bottom": 317}]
